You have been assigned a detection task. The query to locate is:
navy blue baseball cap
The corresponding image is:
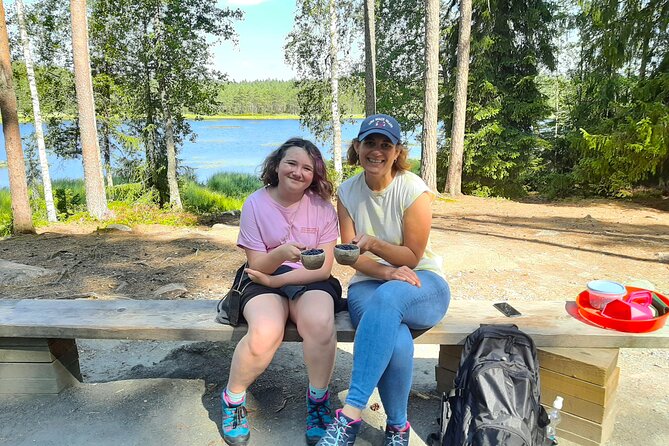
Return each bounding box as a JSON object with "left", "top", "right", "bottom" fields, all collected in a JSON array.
[{"left": 357, "top": 114, "right": 401, "bottom": 145}]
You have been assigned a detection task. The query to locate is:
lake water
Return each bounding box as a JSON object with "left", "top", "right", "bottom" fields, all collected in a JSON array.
[{"left": 0, "top": 119, "right": 421, "bottom": 189}]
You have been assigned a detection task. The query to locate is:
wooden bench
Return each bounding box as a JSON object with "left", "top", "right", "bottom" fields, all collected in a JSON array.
[{"left": 2, "top": 298, "right": 668, "bottom": 445}]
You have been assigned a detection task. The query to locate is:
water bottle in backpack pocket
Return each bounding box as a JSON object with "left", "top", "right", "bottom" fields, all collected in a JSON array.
[{"left": 429, "top": 324, "right": 551, "bottom": 446}]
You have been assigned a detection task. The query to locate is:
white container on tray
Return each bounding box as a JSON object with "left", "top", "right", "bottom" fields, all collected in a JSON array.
[{"left": 587, "top": 280, "right": 626, "bottom": 310}]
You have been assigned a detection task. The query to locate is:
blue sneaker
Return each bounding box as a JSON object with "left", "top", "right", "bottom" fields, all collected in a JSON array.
[
  {"left": 306, "top": 391, "right": 333, "bottom": 445},
  {"left": 316, "top": 409, "right": 361, "bottom": 446},
  {"left": 221, "top": 393, "right": 250, "bottom": 446},
  {"left": 383, "top": 422, "right": 411, "bottom": 446}
]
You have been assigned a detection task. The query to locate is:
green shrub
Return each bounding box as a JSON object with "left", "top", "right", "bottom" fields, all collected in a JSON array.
[
  {"left": 0, "top": 189, "right": 12, "bottom": 236},
  {"left": 206, "top": 172, "right": 262, "bottom": 198},
  {"left": 107, "top": 182, "right": 157, "bottom": 204},
  {"left": 105, "top": 202, "right": 197, "bottom": 226},
  {"left": 539, "top": 173, "right": 580, "bottom": 200},
  {"left": 182, "top": 181, "right": 245, "bottom": 213},
  {"left": 54, "top": 187, "right": 84, "bottom": 219}
]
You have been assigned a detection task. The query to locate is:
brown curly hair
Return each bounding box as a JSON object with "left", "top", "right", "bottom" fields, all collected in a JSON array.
[{"left": 260, "top": 138, "right": 333, "bottom": 200}]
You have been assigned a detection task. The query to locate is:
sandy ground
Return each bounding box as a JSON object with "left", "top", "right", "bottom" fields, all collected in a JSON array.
[{"left": 1, "top": 195, "right": 668, "bottom": 445}]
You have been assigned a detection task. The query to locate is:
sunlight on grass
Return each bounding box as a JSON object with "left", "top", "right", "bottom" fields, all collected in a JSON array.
[{"left": 182, "top": 181, "right": 246, "bottom": 213}]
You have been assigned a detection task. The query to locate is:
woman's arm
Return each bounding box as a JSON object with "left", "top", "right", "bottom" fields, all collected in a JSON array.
[
  {"left": 337, "top": 193, "right": 432, "bottom": 285},
  {"left": 244, "top": 240, "right": 337, "bottom": 287}
]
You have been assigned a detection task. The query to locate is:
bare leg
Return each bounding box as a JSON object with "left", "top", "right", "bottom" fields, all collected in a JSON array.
[
  {"left": 289, "top": 290, "right": 336, "bottom": 389},
  {"left": 226, "top": 293, "right": 289, "bottom": 392}
]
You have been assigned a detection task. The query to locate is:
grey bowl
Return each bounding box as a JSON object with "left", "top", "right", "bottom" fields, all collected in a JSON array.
[
  {"left": 334, "top": 244, "right": 360, "bottom": 265},
  {"left": 301, "top": 249, "right": 325, "bottom": 270}
]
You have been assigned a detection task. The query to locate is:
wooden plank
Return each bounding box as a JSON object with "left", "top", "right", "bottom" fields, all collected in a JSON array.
[
  {"left": 435, "top": 364, "right": 620, "bottom": 412},
  {"left": 543, "top": 404, "right": 617, "bottom": 443},
  {"left": 540, "top": 367, "right": 620, "bottom": 406},
  {"left": 538, "top": 347, "right": 618, "bottom": 386},
  {"left": 435, "top": 366, "right": 456, "bottom": 393},
  {"left": 0, "top": 358, "right": 80, "bottom": 394},
  {"left": 0, "top": 356, "right": 80, "bottom": 379},
  {"left": 439, "top": 347, "right": 619, "bottom": 387},
  {"left": 555, "top": 428, "right": 606, "bottom": 446},
  {"left": 0, "top": 338, "right": 78, "bottom": 363},
  {"left": 0, "top": 378, "right": 64, "bottom": 394},
  {"left": 0, "top": 338, "right": 53, "bottom": 362},
  {"left": 1, "top": 299, "right": 669, "bottom": 347},
  {"left": 542, "top": 386, "right": 616, "bottom": 424}
]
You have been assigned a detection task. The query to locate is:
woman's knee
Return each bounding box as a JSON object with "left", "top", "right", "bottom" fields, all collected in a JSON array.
[
  {"left": 389, "top": 326, "right": 414, "bottom": 366},
  {"left": 297, "top": 311, "right": 334, "bottom": 343},
  {"left": 246, "top": 321, "right": 285, "bottom": 356}
]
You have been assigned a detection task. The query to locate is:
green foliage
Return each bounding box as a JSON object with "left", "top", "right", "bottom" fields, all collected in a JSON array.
[
  {"left": 375, "top": 0, "right": 433, "bottom": 132},
  {"left": 181, "top": 181, "right": 245, "bottom": 213},
  {"left": 206, "top": 173, "right": 262, "bottom": 199},
  {"left": 438, "top": 0, "right": 557, "bottom": 197},
  {"left": 106, "top": 183, "right": 158, "bottom": 204},
  {"left": 537, "top": 173, "right": 580, "bottom": 200},
  {"left": 565, "top": 1, "right": 669, "bottom": 196},
  {"left": 54, "top": 188, "right": 84, "bottom": 219},
  {"left": 326, "top": 160, "right": 362, "bottom": 188},
  {"left": 104, "top": 202, "right": 198, "bottom": 226},
  {"left": 285, "top": 0, "right": 364, "bottom": 144},
  {"left": 0, "top": 189, "right": 12, "bottom": 237}
]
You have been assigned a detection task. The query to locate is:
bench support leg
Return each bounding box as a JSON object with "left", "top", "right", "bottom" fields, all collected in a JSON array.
[{"left": 0, "top": 338, "right": 82, "bottom": 394}]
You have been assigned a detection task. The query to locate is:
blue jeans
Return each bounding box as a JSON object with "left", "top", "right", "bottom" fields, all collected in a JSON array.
[{"left": 345, "top": 271, "right": 450, "bottom": 426}]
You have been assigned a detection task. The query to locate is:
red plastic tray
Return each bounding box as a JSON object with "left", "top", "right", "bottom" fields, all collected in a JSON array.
[{"left": 576, "top": 286, "right": 669, "bottom": 333}]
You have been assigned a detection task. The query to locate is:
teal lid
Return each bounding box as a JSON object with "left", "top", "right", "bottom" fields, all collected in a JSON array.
[{"left": 587, "top": 280, "right": 626, "bottom": 295}]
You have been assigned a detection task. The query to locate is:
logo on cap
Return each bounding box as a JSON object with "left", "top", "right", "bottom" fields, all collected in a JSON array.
[{"left": 358, "top": 114, "right": 401, "bottom": 144}]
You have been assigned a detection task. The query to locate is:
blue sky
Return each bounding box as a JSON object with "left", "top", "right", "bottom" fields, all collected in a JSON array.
[{"left": 215, "top": 0, "right": 297, "bottom": 82}]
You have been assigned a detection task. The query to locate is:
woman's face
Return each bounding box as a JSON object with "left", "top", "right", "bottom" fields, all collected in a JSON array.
[
  {"left": 275, "top": 146, "right": 315, "bottom": 194},
  {"left": 356, "top": 134, "right": 400, "bottom": 176}
]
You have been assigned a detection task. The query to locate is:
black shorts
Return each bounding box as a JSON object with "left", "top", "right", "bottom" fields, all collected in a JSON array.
[{"left": 239, "top": 265, "right": 346, "bottom": 322}]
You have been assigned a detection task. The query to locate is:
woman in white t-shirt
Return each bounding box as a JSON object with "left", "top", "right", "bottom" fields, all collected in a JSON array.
[
  {"left": 318, "top": 115, "right": 451, "bottom": 446},
  {"left": 221, "top": 138, "right": 345, "bottom": 446}
]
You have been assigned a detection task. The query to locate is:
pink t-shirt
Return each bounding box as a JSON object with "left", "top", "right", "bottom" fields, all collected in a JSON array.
[{"left": 237, "top": 188, "right": 339, "bottom": 269}]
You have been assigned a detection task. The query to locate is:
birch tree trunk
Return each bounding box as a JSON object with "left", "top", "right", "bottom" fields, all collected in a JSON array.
[
  {"left": 363, "top": 0, "right": 377, "bottom": 116},
  {"left": 329, "top": 0, "right": 342, "bottom": 185},
  {"left": 70, "top": 0, "right": 109, "bottom": 219},
  {"left": 160, "top": 86, "right": 182, "bottom": 209},
  {"left": 444, "top": 0, "right": 472, "bottom": 196},
  {"left": 421, "top": 0, "right": 439, "bottom": 191},
  {"left": 0, "top": 0, "right": 33, "bottom": 233},
  {"left": 15, "top": 0, "right": 57, "bottom": 222}
]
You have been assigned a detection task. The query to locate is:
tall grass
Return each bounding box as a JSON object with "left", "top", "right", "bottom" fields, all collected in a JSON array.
[
  {"left": 182, "top": 181, "right": 245, "bottom": 213},
  {"left": 0, "top": 189, "right": 12, "bottom": 236},
  {"left": 0, "top": 172, "right": 259, "bottom": 233},
  {"left": 206, "top": 172, "right": 262, "bottom": 198}
]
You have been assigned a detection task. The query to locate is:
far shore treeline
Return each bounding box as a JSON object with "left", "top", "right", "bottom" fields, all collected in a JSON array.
[{"left": 8, "top": 76, "right": 364, "bottom": 120}]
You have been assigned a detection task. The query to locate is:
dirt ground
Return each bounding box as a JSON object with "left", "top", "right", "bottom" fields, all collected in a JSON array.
[{"left": 1, "top": 195, "right": 669, "bottom": 445}]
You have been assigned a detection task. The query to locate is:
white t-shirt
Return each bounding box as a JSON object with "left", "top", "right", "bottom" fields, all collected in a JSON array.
[{"left": 337, "top": 170, "right": 444, "bottom": 285}]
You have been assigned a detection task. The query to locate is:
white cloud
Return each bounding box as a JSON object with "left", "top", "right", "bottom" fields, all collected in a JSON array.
[{"left": 226, "top": 0, "right": 268, "bottom": 6}]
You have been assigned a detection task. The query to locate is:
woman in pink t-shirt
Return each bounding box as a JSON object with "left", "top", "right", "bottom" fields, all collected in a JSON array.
[{"left": 220, "top": 138, "right": 344, "bottom": 446}]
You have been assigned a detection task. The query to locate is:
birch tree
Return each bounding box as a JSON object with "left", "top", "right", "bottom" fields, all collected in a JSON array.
[
  {"left": 0, "top": 0, "right": 33, "bottom": 233},
  {"left": 363, "top": 0, "right": 376, "bottom": 116},
  {"left": 70, "top": 0, "right": 109, "bottom": 219},
  {"left": 285, "top": 0, "right": 359, "bottom": 184},
  {"left": 444, "top": 0, "right": 472, "bottom": 196},
  {"left": 15, "top": 0, "right": 57, "bottom": 222},
  {"left": 328, "top": 0, "right": 342, "bottom": 183},
  {"left": 421, "top": 0, "right": 440, "bottom": 191}
]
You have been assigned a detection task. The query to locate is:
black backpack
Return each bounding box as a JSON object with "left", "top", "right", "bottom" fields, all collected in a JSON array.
[{"left": 429, "top": 324, "right": 551, "bottom": 446}]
